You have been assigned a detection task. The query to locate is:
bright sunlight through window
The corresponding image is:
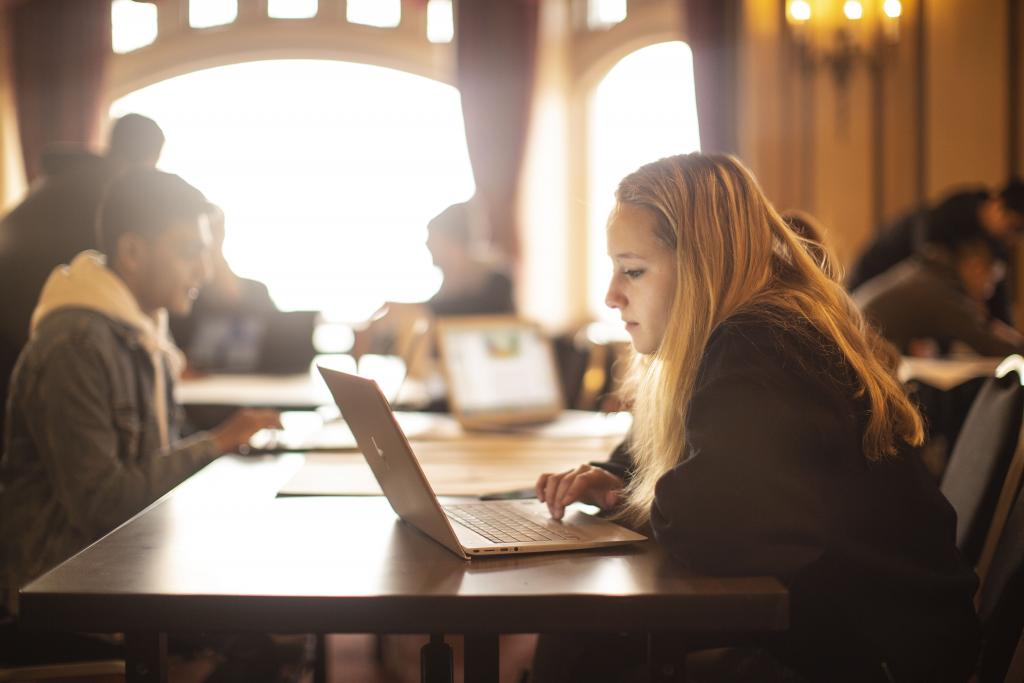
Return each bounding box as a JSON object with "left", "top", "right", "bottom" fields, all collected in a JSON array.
[
  {"left": 426, "top": 0, "right": 454, "bottom": 43},
  {"left": 268, "top": 0, "right": 318, "bottom": 20},
  {"left": 587, "top": 41, "right": 701, "bottom": 319},
  {"left": 190, "top": 0, "right": 237, "bottom": 29},
  {"left": 110, "top": 60, "right": 475, "bottom": 322},
  {"left": 111, "top": 0, "right": 157, "bottom": 54},
  {"left": 587, "top": 0, "right": 627, "bottom": 30},
  {"left": 347, "top": 0, "right": 401, "bottom": 28}
]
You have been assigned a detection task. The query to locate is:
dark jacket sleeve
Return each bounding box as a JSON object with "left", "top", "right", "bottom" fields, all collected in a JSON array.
[
  {"left": 591, "top": 438, "right": 634, "bottom": 483},
  {"left": 649, "top": 331, "right": 832, "bottom": 581},
  {"left": 25, "top": 335, "right": 220, "bottom": 536}
]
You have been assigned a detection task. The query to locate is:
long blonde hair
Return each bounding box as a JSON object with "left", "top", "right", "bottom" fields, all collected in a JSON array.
[{"left": 616, "top": 153, "right": 923, "bottom": 524}]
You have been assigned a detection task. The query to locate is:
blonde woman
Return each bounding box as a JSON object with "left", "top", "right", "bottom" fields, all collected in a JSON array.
[{"left": 534, "top": 154, "right": 979, "bottom": 682}]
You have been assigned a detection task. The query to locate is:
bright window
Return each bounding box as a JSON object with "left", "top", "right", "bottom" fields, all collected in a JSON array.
[
  {"left": 110, "top": 60, "right": 475, "bottom": 322},
  {"left": 426, "top": 0, "right": 454, "bottom": 43},
  {"left": 347, "top": 0, "right": 401, "bottom": 28},
  {"left": 268, "top": 0, "right": 318, "bottom": 20},
  {"left": 111, "top": 0, "right": 158, "bottom": 54},
  {"left": 587, "top": 0, "right": 627, "bottom": 30},
  {"left": 587, "top": 41, "right": 701, "bottom": 319},
  {"left": 189, "top": 0, "right": 237, "bottom": 29}
]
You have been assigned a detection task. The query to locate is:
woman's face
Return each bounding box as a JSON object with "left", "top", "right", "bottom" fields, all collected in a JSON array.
[{"left": 605, "top": 203, "right": 678, "bottom": 355}]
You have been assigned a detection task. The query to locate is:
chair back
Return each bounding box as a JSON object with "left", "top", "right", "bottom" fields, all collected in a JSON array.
[
  {"left": 1004, "top": 630, "right": 1024, "bottom": 683},
  {"left": 976, "top": 477, "right": 1024, "bottom": 682},
  {"left": 940, "top": 369, "right": 1024, "bottom": 565}
]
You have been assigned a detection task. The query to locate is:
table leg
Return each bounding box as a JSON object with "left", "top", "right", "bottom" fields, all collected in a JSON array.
[
  {"left": 464, "top": 633, "right": 498, "bottom": 683},
  {"left": 314, "top": 633, "right": 327, "bottom": 683},
  {"left": 647, "top": 633, "right": 686, "bottom": 683},
  {"left": 421, "top": 634, "right": 454, "bottom": 683},
  {"left": 125, "top": 631, "right": 167, "bottom": 683}
]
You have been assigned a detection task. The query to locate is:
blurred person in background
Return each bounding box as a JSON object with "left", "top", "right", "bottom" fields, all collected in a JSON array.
[
  {"left": 0, "top": 114, "right": 166, "bottom": 439},
  {"left": 847, "top": 181, "right": 1024, "bottom": 327}
]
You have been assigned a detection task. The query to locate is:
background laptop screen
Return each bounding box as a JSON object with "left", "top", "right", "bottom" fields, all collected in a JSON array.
[{"left": 439, "top": 321, "right": 562, "bottom": 417}]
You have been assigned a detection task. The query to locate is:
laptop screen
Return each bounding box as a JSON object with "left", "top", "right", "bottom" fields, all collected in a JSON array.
[
  {"left": 436, "top": 317, "right": 563, "bottom": 422},
  {"left": 185, "top": 310, "right": 318, "bottom": 374}
]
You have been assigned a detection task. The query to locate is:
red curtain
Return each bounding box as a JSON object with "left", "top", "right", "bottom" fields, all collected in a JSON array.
[
  {"left": 9, "top": 0, "right": 111, "bottom": 183},
  {"left": 454, "top": 0, "right": 539, "bottom": 261},
  {"left": 684, "top": 0, "right": 740, "bottom": 155}
]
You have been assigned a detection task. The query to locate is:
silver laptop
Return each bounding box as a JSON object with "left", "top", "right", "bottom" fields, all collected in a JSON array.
[
  {"left": 434, "top": 316, "right": 565, "bottom": 429},
  {"left": 317, "top": 366, "right": 646, "bottom": 559}
]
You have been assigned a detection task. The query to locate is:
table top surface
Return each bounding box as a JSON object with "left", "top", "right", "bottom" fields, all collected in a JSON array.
[{"left": 20, "top": 452, "right": 788, "bottom": 636}]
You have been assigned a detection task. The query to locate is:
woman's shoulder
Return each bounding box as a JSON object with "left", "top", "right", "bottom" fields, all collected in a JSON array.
[
  {"left": 701, "top": 309, "right": 851, "bottom": 391},
  {"left": 706, "top": 309, "right": 816, "bottom": 362}
]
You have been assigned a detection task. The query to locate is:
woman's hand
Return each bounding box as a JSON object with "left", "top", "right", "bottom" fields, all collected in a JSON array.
[{"left": 535, "top": 465, "right": 625, "bottom": 520}]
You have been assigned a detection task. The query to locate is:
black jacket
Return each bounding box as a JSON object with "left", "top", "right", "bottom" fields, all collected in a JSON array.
[{"left": 599, "top": 314, "right": 980, "bottom": 682}]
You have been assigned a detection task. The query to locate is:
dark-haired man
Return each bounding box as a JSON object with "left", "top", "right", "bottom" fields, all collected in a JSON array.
[{"left": 0, "top": 170, "right": 279, "bottom": 628}]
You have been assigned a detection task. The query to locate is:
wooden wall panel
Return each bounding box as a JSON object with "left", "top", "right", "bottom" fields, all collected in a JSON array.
[
  {"left": 810, "top": 57, "right": 874, "bottom": 266},
  {"left": 738, "top": 0, "right": 1012, "bottom": 268},
  {"left": 925, "top": 0, "right": 1008, "bottom": 198},
  {"left": 738, "top": 0, "right": 790, "bottom": 209},
  {"left": 1016, "top": 0, "right": 1024, "bottom": 176},
  {"left": 879, "top": 0, "right": 922, "bottom": 223}
]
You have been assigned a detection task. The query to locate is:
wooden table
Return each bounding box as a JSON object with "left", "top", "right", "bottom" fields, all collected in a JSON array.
[
  {"left": 18, "top": 454, "right": 788, "bottom": 683},
  {"left": 278, "top": 430, "right": 631, "bottom": 496}
]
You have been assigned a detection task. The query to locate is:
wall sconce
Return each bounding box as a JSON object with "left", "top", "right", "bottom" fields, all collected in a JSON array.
[{"left": 786, "top": 0, "right": 902, "bottom": 88}]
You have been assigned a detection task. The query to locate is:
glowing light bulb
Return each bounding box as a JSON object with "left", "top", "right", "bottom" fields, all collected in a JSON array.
[
  {"left": 843, "top": 0, "right": 863, "bottom": 20},
  {"left": 789, "top": 0, "right": 812, "bottom": 23},
  {"left": 883, "top": 0, "right": 902, "bottom": 19}
]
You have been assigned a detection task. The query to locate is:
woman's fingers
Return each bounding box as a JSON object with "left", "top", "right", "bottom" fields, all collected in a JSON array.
[
  {"left": 535, "top": 473, "right": 551, "bottom": 502},
  {"left": 563, "top": 468, "right": 611, "bottom": 507},
  {"left": 544, "top": 469, "right": 575, "bottom": 519},
  {"left": 537, "top": 466, "right": 625, "bottom": 520},
  {"left": 553, "top": 465, "right": 587, "bottom": 506}
]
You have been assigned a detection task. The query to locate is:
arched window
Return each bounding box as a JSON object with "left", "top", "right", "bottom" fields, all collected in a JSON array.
[
  {"left": 110, "top": 59, "right": 475, "bottom": 322},
  {"left": 586, "top": 41, "right": 701, "bottom": 319}
]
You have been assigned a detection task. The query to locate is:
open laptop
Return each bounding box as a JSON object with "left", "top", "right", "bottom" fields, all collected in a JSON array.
[
  {"left": 434, "top": 316, "right": 564, "bottom": 429},
  {"left": 317, "top": 366, "right": 646, "bottom": 559},
  {"left": 186, "top": 310, "right": 318, "bottom": 374}
]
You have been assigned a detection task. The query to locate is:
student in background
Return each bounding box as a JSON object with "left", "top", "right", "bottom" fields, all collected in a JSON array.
[
  {"left": 169, "top": 204, "right": 278, "bottom": 366},
  {"left": 0, "top": 114, "right": 167, "bottom": 440},
  {"left": 533, "top": 154, "right": 979, "bottom": 682},
  {"left": 354, "top": 200, "right": 515, "bottom": 383},
  {"left": 0, "top": 170, "right": 279, "bottom": 628},
  {"left": 846, "top": 181, "right": 1024, "bottom": 324},
  {"left": 852, "top": 215, "right": 1024, "bottom": 357},
  {"left": 423, "top": 200, "right": 514, "bottom": 317}
]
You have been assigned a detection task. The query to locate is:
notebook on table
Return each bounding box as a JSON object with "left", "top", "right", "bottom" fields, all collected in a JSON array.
[{"left": 317, "top": 366, "right": 646, "bottom": 559}]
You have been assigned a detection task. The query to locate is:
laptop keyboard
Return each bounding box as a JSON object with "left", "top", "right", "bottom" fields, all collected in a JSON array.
[{"left": 445, "top": 502, "right": 582, "bottom": 544}]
